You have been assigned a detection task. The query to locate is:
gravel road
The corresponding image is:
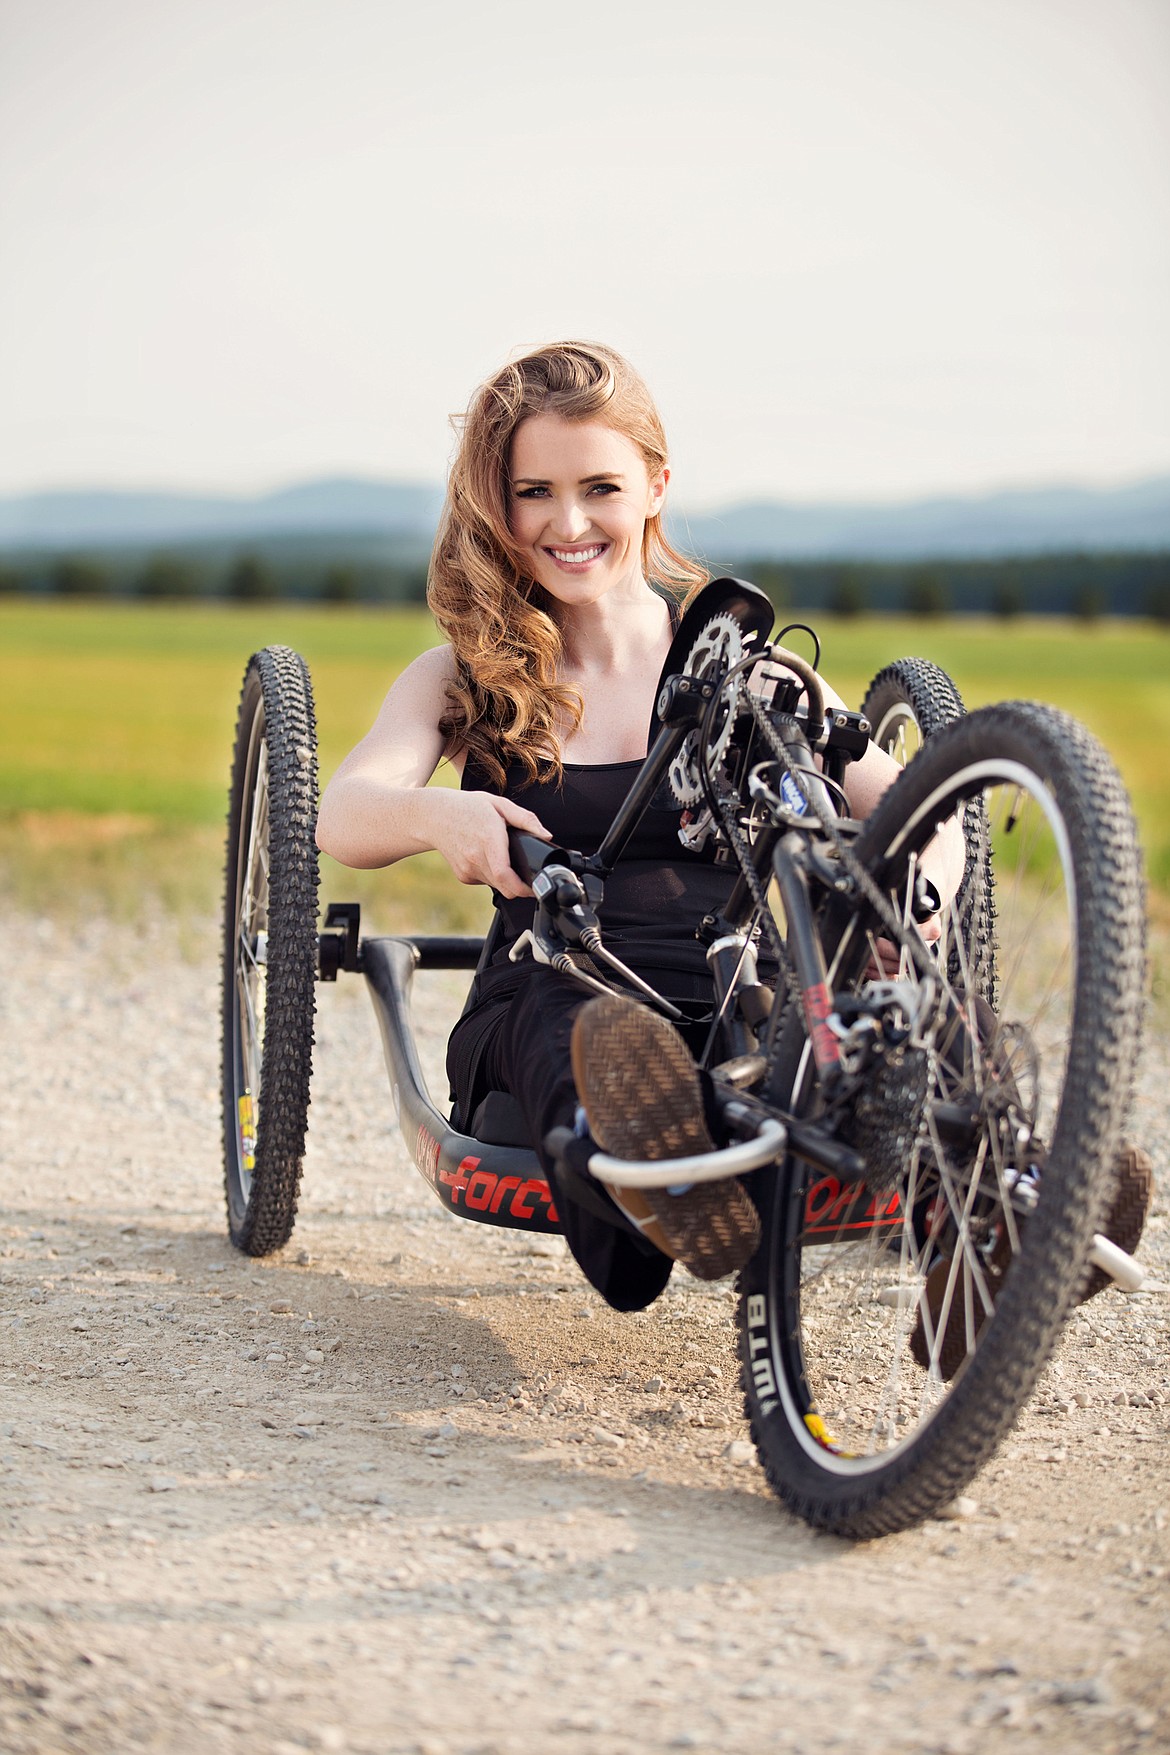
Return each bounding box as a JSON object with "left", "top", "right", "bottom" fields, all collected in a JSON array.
[{"left": 1, "top": 907, "right": 1167, "bottom": 1755}]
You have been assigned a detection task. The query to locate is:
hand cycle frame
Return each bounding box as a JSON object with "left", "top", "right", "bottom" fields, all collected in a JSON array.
[
  {"left": 223, "top": 577, "right": 1147, "bottom": 1536},
  {"left": 318, "top": 578, "right": 805, "bottom": 1236}
]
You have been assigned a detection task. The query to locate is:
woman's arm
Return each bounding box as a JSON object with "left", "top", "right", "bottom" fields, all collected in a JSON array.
[{"left": 314, "top": 644, "right": 549, "bottom": 900}]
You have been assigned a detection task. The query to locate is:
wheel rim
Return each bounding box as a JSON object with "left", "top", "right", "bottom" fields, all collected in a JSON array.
[
  {"left": 772, "top": 757, "right": 1077, "bottom": 1475},
  {"left": 872, "top": 702, "right": 924, "bottom": 766},
  {"left": 232, "top": 722, "right": 270, "bottom": 1203}
]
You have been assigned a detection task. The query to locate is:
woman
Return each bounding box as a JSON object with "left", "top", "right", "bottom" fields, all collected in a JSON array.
[{"left": 315, "top": 341, "right": 960, "bottom": 1310}]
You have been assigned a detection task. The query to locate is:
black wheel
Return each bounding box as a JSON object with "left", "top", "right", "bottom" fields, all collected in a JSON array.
[
  {"left": 741, "top": 702, "right": 1145, "bottom": 1537},
  {"left": 221, "top": 646, "right": 320, "bottom": 1253},
  {"left": 862, "top": 657, "right": 997, "bottom": 1005},
  {"left": 862, "top": 657, "right": 965, "bottom": 768}
]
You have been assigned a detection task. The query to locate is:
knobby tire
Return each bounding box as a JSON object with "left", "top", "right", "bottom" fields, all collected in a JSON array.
[
  {"left": 739, "top": 702, "right": 1145, "bottom": 1538},
  {"left": 221, "top": 646, "right": 320, "bottom": 1254}
]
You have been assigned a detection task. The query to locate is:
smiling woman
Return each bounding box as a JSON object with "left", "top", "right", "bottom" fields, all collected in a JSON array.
[
  {"left": 314, "top": 340, "right": 915, "bottom": 1310},
  {"left": 510, "top": 418, "right": 667, "bottom": 598},
  {"left": 426, "top": 341, "right": 707, "bottom": 789}
]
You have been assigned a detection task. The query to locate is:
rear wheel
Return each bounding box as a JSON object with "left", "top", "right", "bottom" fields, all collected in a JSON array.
[
  {"left": 862, "top": 657, "right": 996, "bottom": 1004},
  {"left": 221, "top": 646, "right": 320, "bottom": 1253},
  {"left": 741, "top": 702, "right": 1145, "bottom": 1537},
  {"left": 862, "top": 657, "right": 964, "bottom": 768}
]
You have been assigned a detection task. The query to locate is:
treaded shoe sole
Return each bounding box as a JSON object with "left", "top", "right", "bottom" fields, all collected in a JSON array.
[
  {"left": 1080, "top": 1143, "right": 1154, "bottom": 1301},
  {"left": 571, "top": 995, "right": 760, "bottom": 1281}
]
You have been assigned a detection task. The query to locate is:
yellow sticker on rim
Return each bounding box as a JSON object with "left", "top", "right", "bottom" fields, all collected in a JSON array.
[
  {"left": 238, "top": 1093, "right": 256, "bottom": 1171},
  {"left": 804, "top": 1411, "right": 842, "bottom": 1452}
]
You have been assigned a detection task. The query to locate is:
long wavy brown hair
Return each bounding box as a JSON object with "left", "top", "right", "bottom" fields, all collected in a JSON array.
[{"left": 428, "top": 341, "right": 707, "bottom": 787}]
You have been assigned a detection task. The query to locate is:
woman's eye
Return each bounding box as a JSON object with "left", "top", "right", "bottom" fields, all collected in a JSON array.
[
  {"left": 514, "top": 486, "right": 548, "bottom": 499},
  {"left": 589, "top": 482, "right": 619, "bottom": 495}
]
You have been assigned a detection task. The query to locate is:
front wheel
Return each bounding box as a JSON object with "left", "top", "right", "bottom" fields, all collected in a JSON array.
[
  {"left": 741, "top": 702, "right": 1145, "bottom": 1537},
  {"left": 221, "top": 646, "right": 320, "bottom": 1253}
]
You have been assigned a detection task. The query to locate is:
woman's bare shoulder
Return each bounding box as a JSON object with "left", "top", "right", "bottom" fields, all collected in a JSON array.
[
  {"left": 378, "top": 641, "right": 462, "bottom": 723},
  {"left": 396, "top": 640, "right": 459, "bottom": 688},
  {"left": 330, "top": 640, "right": 460, "bottom": 784}
]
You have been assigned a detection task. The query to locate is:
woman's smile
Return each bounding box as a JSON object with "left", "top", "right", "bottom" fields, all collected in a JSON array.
[{"left": 545, "top": 541, "right": 611, "bottom": 571}]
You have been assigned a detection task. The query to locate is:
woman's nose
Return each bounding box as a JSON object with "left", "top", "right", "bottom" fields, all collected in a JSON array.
[{"left": 549, "top": 496, "right": 589, "bottom": 540}]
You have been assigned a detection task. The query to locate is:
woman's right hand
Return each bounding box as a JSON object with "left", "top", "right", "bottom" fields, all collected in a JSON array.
[{"left": 425, "top": 788, "right": 550, "bottom": 899}]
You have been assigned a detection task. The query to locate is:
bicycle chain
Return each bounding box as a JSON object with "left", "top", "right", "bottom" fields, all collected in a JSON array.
[{"left": 710, "top": 790, "right": 806, "bottom": 1022}]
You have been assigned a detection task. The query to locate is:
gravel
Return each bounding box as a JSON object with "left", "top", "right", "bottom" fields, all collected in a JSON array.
[{"left": 0, "top": 906, "right": 1167, "bottom": 1755}]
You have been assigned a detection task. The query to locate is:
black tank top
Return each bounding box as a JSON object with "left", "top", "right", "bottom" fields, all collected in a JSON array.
[
  {"left": 461, "top": 754, "right": 735, "bottom": 986},
  {"left": 459, "top": 595, "right": 742, "bottom": 1000}
]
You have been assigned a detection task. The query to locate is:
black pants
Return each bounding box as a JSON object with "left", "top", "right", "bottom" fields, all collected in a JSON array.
[{"left": 447, "top": 967, "right": 686, "bottom": 1311}]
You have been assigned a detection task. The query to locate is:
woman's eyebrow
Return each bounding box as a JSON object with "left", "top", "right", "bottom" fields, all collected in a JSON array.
[{"left": 511, "top": 472, "right": 626, "bottom": 486}]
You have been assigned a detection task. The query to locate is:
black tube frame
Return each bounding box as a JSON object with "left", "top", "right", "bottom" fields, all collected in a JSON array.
[
  {"left": 345, "top": 624, "right": 877, "bottom": 1237},
  {"left": 362, "top": 935, "right": 560, "bottom": 1234}
]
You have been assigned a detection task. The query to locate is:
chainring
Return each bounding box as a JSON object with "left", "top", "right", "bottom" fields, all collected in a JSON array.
[{"left": 667, "top": 612, "right": 747, "bottom": 806}]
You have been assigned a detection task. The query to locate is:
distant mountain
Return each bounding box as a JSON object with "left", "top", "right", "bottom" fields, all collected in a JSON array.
[
  {"left": 0, "top": 476, "right": 444, "bottom": 550},
  {"left": 674, "top": 476, "right": 1170, "bottom": 561},
  {"left": 2, "top": 472, "right": 1168, "bottom": 559}
]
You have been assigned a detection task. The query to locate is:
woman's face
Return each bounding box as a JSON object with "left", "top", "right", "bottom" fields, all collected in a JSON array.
[{"left": 508, "top": 413, "right": 667, "bottom": 609}]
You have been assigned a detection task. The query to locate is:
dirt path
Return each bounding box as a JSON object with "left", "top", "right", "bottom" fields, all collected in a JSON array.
[{"left": 1, "top": 910, "right": 1167, "bottom": 1755}]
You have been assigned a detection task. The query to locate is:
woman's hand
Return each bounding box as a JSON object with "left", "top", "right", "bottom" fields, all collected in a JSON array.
[
  {"left": 316, "top": 645, "right": 551, "bottom": 890},
  {"left": 861, "top": 911, "right": 942, "bottom": 983},
  {"left": 424, "top": 789, "right": 550, "bottom": 899}
]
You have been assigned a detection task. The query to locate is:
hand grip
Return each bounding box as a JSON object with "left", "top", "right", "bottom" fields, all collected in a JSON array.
[{"left": 506, "top": 828, "right": 557, "bottom": 887}]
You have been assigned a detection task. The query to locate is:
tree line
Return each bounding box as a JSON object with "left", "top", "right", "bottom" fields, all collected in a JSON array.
[
  {"left": 1, "top": 545, "right": 1168, "bottom": 621},
  {"left": 0, "top": 549, "right": 428, "bottom": 604},
  {"left": 738, "top": 552, "right": 1170, "bottom": 621}
]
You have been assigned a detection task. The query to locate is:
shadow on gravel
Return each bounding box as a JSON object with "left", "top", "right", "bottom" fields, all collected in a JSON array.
[{"left": 4, "top": 1212, "right": 840, "bottom": 1614}]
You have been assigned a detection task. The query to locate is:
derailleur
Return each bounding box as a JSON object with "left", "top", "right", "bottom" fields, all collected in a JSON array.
[{"left": 829, "top": 976, "right": 938, "bottom": 1077}]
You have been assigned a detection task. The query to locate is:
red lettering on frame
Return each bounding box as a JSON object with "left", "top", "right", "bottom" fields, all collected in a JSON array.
[
  {"left": 465, "top": 1170, "right": 495, "bottom": 1212},
  {"left": 439, "top": 1163, "right": 470, "bottom": 1205},
  {"left": 415, "top": 1126, "right": 441, "bottom": 1186},
  {"left": 802, "top": 981, "right": 840, "bottom": 1070},
  {"left": 510, "top": 1179, "right": 558, "bottom": 1225},
  {"left": 804, "top": 1175, "right": 839, "bottom": 1223},
  {"left": 510, "top": 1179, "right": 541, "bottom": 1219},
  {"left": 488, "top": 1175, "right": 522, "bottom": 1214},
  {"left": 803, "top": 1176, "right": 903, "bottom": 1237}
]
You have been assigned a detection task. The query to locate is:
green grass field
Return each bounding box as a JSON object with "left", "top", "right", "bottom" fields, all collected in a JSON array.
[{"left": 2, "top": 600, "right": 1168, "bottom": 943}]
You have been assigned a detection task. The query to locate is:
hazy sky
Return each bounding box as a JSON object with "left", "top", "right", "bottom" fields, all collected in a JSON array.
[{"left": 2, "top": 0, "right": 1168, "bottom": 506}]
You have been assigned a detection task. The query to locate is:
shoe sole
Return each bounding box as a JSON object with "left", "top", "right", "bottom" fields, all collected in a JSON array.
[{"left": 571, "top": 995, "right": 760, "bottom": 1281}]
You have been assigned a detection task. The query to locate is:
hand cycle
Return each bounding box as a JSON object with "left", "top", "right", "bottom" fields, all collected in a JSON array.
[{"left": 221, "top": 578, "right": 1146, "bottom": 1538}]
